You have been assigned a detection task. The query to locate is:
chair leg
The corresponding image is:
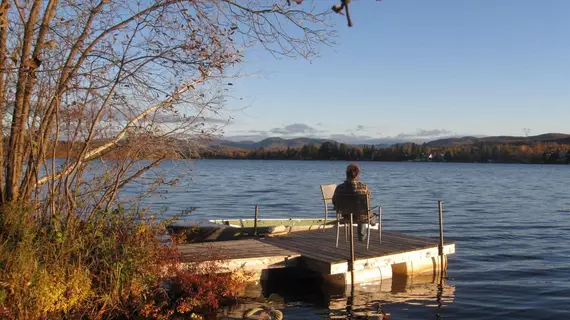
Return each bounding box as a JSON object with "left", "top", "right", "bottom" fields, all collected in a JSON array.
[
  {"left": 367, "top": 221, "right": 371, "bottom": 250},
  {"left": 365, "top": 215, "right": 370, "bottom": 249},
  {"left": 345, "top": 223, "right": 349, "bottom": 242},
  {"left": 336, "top": 221, "right": 340, "bottom": 247},
  {"left": 378, "top": 206, "right": 382, "bottom": 244},
  {"left": 348, "top": 222, "right": 352, "bottom": 249}
]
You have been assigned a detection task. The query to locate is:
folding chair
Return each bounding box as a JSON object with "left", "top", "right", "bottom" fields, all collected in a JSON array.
[
  {"left": 320, "top": 184, "right": 338, "bottom": 231},
  {"left": 334, "top": 193, "right": 382, "bottom": 249}
]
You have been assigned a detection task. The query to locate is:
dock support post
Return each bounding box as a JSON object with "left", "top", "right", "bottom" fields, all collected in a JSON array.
[
  {"left": 254, "top": 205, "right": 259, "bottom": 236},
  {"left": 378, "top": 206, "right": 382, "bottom": 244},
  {"left": 349, "top": 213, "right": 355, "bottom": 286},
  {"left": 438, "top": 200, "right": 445, "bottom": 275},
  {"left": 437, "top": 200, "right": 446, "bottom": 314}
]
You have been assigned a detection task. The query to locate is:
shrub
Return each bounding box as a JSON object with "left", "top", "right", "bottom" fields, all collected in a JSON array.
[{"left": 0, "top": 203, "right": 247, "bottom": 319}]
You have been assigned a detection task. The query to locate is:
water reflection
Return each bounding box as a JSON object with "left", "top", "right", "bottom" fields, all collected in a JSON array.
[
  {"left": 218, "top": 270, "right": 455, "bottom": 319},
  {"left": 327, "top": 275, "right": 455, "bottom": 319}
]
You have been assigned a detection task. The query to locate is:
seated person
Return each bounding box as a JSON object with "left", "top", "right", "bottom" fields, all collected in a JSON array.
[{"left": 332, "top": 163, "right": 371, "bottom": 241}]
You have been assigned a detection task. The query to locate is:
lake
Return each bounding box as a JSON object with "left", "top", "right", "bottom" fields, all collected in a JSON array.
[{"left": 128, "top": 160, "right": 570, "bottom": 319}]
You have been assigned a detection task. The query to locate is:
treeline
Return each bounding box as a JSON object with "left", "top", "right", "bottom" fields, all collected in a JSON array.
[{"left": 198, "top": 141, "right": 570, "bottom": 164}]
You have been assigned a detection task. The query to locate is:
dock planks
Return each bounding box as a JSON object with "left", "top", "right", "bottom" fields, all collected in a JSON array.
[
  {"left": 262, "top": 227, "right": 455, "bottom": 274},
  {"left": 178, "top": 239, "right": 299, "bottom": 262},
  {"left": 176, "top": 227, "right": 455, "bottom": 280}
]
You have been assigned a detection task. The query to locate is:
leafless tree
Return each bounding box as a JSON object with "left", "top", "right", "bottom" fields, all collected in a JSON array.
[{"left": 0, "top": 0, "right": 335, "bottom": 222}]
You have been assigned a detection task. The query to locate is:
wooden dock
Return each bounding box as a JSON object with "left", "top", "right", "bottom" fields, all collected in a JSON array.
[{"left": 177, "top": 227, "right": 455, "bottom": 285}]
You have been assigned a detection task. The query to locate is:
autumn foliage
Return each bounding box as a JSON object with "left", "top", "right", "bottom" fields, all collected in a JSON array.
[
  {"left": 200, "top": 140, "right": 570, "bottom": 164},
  {"left": 0, "top": 0, "right": 335, "bottom": 317},
  {"left": 0, "top": 204, "right": 247, "bottom": 319}
]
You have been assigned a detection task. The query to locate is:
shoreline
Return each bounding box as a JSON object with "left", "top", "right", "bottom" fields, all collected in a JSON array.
[{"left": 192, "top": 157, "right": 570, "bottom": 165}]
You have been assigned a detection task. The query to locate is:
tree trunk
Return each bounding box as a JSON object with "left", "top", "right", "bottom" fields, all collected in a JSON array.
[
  {"left": 0, "top": 0, "right": 10, "bottom": 205},
  {"left": 5, "top": 0, "right": 42, "bottom": 202}
]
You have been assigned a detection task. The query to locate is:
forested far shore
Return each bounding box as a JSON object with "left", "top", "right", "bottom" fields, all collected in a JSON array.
[{"left": 197, "top": 141, "right": 570, "bottom": 164}]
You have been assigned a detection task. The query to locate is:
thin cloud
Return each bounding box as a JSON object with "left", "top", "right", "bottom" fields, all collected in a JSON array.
[
  {"left": 247, "top": 129, "right": 269, "bottom": 134},
  {"left": 396, "top": 128, "right": 452, "bottom": 138},
  {"left": 224, "top": 123, "right": 323, "bottom": 141},
  {"left": 346, "top": 125, "right": 374, "bottom": 134},
  {"left": 224, "top": 133, "right": 268, "bottom": 142},
  {"left": 149, "top": 114, "right": 232, "bottom": 125},
  {"left": 270, "top": 123, "right": 319, "bottom": 135}
]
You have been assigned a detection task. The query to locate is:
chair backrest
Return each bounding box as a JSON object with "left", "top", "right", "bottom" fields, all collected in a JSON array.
[
  {"left": 333, "top": 193, "right": 369, "bottom": 216},
  {"left": 320, "top": 184, "right": 337, "bottom": 202}
]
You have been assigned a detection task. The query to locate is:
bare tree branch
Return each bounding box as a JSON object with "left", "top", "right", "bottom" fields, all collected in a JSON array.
[
  {"left": 0, "top": 0, "right": 336, "bottom": 224},
  {"left": 35, "top": 75, "right": 210, "bottom": 187}
]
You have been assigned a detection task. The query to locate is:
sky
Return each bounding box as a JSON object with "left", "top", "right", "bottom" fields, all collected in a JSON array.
[{"left": 220, "top": 0, "right": 570, "bottom": 143}]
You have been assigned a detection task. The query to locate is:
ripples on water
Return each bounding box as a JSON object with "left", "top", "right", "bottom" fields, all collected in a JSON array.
[{"left": 132, "top": 160, "right": 570, "bottom": 319}]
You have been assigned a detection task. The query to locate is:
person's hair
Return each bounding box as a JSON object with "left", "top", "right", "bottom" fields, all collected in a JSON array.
[{"left": 346, "top": 163, "right": 360, "bottom": 180}]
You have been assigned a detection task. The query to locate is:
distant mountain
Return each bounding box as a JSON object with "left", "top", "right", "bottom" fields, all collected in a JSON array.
[
  {"left": 355, "top": 138, "right": 418, "bottom": 147},
  {"left": 209, "top": 137, "right": 335, "bottom": 150},
  {"left": 423, "top": 136, "right": 480, "bottom": 147},
  {"left": 426, "top": 133, "right": 570, "bottom": 147},
  {"left": 206, "top": 133, "right": 570, "bottom": 150}
]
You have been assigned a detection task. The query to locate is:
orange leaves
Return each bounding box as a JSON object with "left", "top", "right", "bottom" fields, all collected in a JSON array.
[{"left": 0, "top": 1, "right": 9, "bottom": 28}]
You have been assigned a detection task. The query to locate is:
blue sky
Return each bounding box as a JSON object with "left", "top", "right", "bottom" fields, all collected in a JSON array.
[{"left": 222, "top": 0, "right": 570, "bottom": 143}]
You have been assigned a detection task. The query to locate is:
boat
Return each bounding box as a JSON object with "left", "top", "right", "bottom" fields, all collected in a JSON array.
[{"left": 167, "top": 218, "right": 338, "bottom": 242}]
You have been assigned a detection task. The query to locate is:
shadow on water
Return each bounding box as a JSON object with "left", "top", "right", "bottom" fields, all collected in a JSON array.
[{"left": 217, "top": 268, "right": 455, "bottom": 319}]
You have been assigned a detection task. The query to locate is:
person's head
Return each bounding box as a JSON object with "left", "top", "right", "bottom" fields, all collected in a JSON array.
[{"left": 346, "top": 163, "right": 360, "bottom": 181}]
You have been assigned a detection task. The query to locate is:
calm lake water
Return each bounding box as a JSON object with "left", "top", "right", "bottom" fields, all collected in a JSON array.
[{"left": 128, "top": 160, "right": 570, "bottom": 319}]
